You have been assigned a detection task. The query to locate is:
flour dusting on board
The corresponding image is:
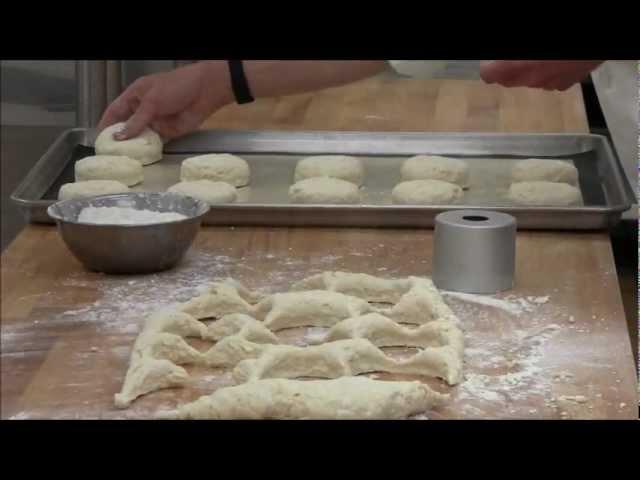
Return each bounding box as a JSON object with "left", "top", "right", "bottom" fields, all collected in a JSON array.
[{"left": 5, "top": 238, "right": 596, "bottom": 420}]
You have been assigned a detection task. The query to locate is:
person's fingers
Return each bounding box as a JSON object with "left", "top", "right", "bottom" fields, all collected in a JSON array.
[
  {"left": 115, "top": 98, "right": 156, "bottom": 140},
  {"left": 97, "top": 76, "right": 154, "bottom": 133},
  {"left": 97, "top": 94, "right": 135, "bottom": 132}
]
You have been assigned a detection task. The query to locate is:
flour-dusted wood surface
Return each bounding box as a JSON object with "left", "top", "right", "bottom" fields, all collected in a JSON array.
[
  {"left": 1, "top": 76, "right": 636, "bottom": 419},
  {"left": 1, "top": 227, "right": 636, "bottom": 419}
]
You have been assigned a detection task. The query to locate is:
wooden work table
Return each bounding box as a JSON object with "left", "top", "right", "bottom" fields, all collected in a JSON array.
[{"left": 1, "top": 76, "right": 637, "bottom": 419}]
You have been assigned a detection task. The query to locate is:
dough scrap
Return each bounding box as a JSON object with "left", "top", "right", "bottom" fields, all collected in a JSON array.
[
  {"left": 294, "top": 155, "right": 365, "bottom": 185},
  {"left": 75, "top": 155, "right": 143, "bottom": 186},
  {"left": 210, "top": 278, "right": 265, "bottom": 304},
  {"left": 401, "top": 155, "right": 470, "bottom": 188},
  {"left": 254, "top": 290, "right": 373, "bottom": 331},
  {"left": 168, "top": 180, "right": 237, "bottom": 204},
  {"left": 512, "top": 158, "right": 578, "bottom": 185},
  {"left": 115, "top": 358, "right": 189, "bottom": 409},
  {"left": 232, "top": 338, "right": 462, "bottom": 385},
  {"left": 201, "top": 335, "right": 271, "bottom": 368},
  {"left": 392, "top": 179, "right": 463, "bottom": 205},
  {"left": 179, "top": 282, "right": 255, "bottom": 319},
  {"left": 317, "top": 313, "right": 463, "bottom": 351},
  {"left": 289, "top": 177, "right": 361, "bottom": 204},
  {"left": 203, "top": 313, "right": 278, "bottom": 343},
  {"left": 380, "top": 277, "right": 459, "bottom": 325},
  {"left": 143, "top": 310, "right": 208, "bottom": 339},
  {"left": 158, "top": 376, "right": 447, "bottom": 419},
  {"left": 180, "top": 154, "right": 250, "bottom": 187},
  {"left": 291, "top": 271, "right": 411, "bottom": 303},
  {"left": 115, "top": 310, "right": 278, "bottom": 408},
  {"left": 58, "top": 180, "right": 129, "bottom": 200},
  {"left": 507, "top": 181, "right": 582, "bottom": 206}
]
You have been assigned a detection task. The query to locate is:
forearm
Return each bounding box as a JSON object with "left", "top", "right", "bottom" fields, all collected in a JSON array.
[{"left": 202, "top": 60, "right": 389, "bottom": 102}]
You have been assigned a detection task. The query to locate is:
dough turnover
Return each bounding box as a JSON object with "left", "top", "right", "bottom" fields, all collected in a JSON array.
[
  {"left": 75, "top": 155, "right": 143, "bottom": 186},
  {"left": 58, "top": 180, "right": 130, "bottom": 200},
  {"left": 289, "top": 177, "right": 361, "bottom": 204},
  {"left": 158, "top": 376, "right": 447, "bottom": 420},
  {"left": 180, "top": 154, "right": 250, "bottom": 187},
  {"left": 508, "top": 181, "right": 582, "bottom": 206},
  {"left": 294, "top": 155, "right": 365, "bottom": 185},
  {"left": 232, "top": 338, "right": 463, "bottom": 385},
  {"left": 168, "top": 180, "right": 237, "bottom": 205},
  {"left": 512, "top": 158, "right": 578, "bottom": 185},
  {"left": 401, "top": 155, "right": 470, "bottom": 188},
  {"left": 292, "top": 271, "right": 411, "bottom": 303},
  {"left": 254, "top": 290, "right": 373, "bottom": 331},
  {"left": 392, "top": 179, "right": 463, "bottom": 205},
  {"left": 95, "top": 122, "right": 163, "bottom": 166}
]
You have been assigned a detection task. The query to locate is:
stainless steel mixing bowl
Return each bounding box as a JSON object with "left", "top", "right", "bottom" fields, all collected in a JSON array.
[{"left": 47, "top": 192, "right": 210, "bottom": 274}]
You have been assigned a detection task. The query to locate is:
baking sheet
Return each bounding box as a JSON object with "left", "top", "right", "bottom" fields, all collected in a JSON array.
[{"left": 11, "top": 129, "right": 634, "bottom": 229}]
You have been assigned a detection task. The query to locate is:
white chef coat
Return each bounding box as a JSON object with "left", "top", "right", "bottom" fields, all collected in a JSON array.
[
  {"left": 388, "top": 60, "right": 638, "bottom": 218},
  {"left": 591, "top": 60, "right": 638, "bottom": 219}
]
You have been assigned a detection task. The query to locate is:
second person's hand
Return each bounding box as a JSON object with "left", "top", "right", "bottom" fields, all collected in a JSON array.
[{"left": 98, "top": 61, "right": 232, "bottom": 141}]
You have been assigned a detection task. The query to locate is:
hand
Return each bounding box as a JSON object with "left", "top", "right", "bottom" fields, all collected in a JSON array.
[
  {"left": 98, "top": 61, "right": 232, "bottom": 141},
  {"left": 480, "top": 60, "right": 604, "bottom": 91}
]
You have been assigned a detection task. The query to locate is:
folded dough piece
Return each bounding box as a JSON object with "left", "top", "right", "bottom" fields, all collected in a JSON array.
[
  {"left": 158, "top": 376, "right": 447, "bottom": 419},
  {"left": 317, "top": 313, "right": 464, "bottom": 352},
  {"left": 202, "top": 335, "right": 271, "bottom": 367},
  {"left": 203, "top": 313, "right": 278, "bottom": 343},
  {"left": 254, "top": 290, "right": 373, "bottom": 331},
  {"left": 115, "top": 358, "right": 189, "bottom": 409},
  {"left": 291, "top": 271, "right": 411, "bottom": 303},
  {"left": 212, "top": 278, "right": 264, "bottom": 304},
  {"left": 179, "top": 282, "right": 255, "bottom": 319},
  {"left": 380, "top": 277, "right": 459, "bottom": 325},
  {"left": 143, "top": 309, "right": 208, "bottom": 339},
  {"left": 232, "top": 338, "right": 463, "bottom": 385}
]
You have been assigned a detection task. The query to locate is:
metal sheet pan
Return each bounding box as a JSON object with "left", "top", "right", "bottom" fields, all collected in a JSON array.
[{"left": 11, "top": 129, "right": 634, "bottom": 230}]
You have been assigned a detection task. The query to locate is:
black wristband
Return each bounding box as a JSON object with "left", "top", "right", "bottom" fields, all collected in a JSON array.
[{"left": 227, "top": 60, "right": 255, "bottom": 104}]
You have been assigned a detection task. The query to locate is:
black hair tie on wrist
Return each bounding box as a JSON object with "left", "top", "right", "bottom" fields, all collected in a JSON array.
[{"left": 227, "top": 60, "right": 255, "bottom": 104}]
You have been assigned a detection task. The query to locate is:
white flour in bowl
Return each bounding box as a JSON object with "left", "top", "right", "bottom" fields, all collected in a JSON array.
[{"left": 77, "top": 206, "right": 187, "bottom": 225}]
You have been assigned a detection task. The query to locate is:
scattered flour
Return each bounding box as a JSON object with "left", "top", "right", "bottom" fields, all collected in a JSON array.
[{"left": 442, "top": 291, "right": 527, "bottom": 316}]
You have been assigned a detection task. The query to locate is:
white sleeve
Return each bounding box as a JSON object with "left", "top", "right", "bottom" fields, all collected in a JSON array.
[{"left": 387, "top": 60, "right": 449, "bottom": 78}]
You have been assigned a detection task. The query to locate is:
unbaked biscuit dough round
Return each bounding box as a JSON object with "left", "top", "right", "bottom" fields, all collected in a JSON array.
[
  {"left": 400, "top": 155, "right": 470, "bottom": 188},
  {"left": 168, "top": 180, "right": 237, "bottom": 205},
  {"left": 58, "top": 180, "right": 130, "bottom": 200},
  {"left": 289, "top": 177, "right": 361, "bottom": 204},
  {"left": 392, "top": 179, "right": 463, "bottom": 205},
  {"left": 507, "top": 181, "right": 582, "bottom": 206},
  {"left": 512, "top": 158, "right": 578, "bottom": 185},
  {"left": 180, "top": 154, "right": 250, "bottom": 187},
  {"left": 294, "top": 155, "right": 365, "bottom": 185},
  {"left": 75, "top": 155, "right": 143, "bottom": 186},
  {"left": 95, "top": 122, "right": 163, "bottom": 166}
]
